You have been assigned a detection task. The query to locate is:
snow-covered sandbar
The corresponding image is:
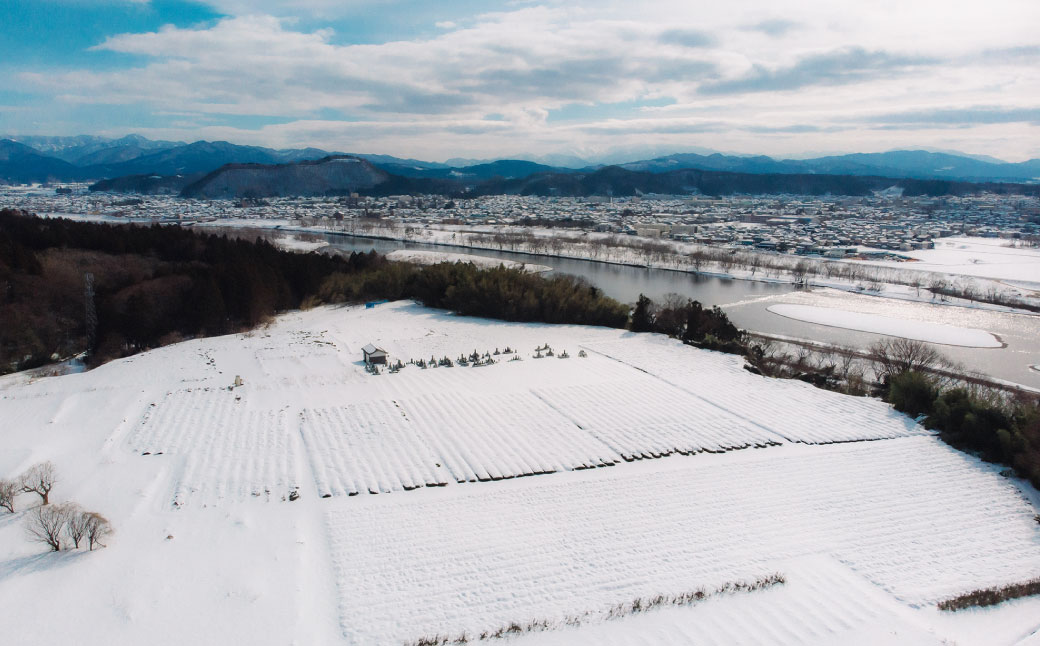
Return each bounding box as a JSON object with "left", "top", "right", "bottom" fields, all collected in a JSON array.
[
  {"left": 272, "top": 235, "right": 329, "bottom": 252},
  {"left": 387, "top": 249, "right": 552, "bottom": 272},
  {"left": 767, "top": 303, "right": 1003, "bottom": 348}
]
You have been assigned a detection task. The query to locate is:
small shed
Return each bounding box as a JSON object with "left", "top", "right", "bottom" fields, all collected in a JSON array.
[{"left": 362, "top": 344, "right": 387, "bottom": 366}]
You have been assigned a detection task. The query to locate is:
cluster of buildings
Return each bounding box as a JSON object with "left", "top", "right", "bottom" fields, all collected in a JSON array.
[{"left": 2, "top": 183, "right": 1038, "bottom": 260}]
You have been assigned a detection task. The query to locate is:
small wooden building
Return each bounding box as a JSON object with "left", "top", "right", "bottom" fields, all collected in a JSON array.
[{"left": 362, "top": 344, "right": 387, "bottom": 366}]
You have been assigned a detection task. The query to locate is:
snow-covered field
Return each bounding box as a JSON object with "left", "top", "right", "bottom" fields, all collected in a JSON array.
[
  {"left": 767, "top": 303, "right": 1003, "bottom": 348},
  {"left": 854, "top": 237, "right": 1040, "bottom": 286},
  {"left": 386, "top": 249, "right": 552, "bottom": 272},
  {"left": 271, "top": 234, "right": 330, "bottom": 253},
  {"left": 1, "top": 302, "right": 1038, "bottom": 645}
]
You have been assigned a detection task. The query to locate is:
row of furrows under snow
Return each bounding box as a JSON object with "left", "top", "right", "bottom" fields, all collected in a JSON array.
[
  {"left": 127, "top": 349, "right": 931, "bottom": 507},
  {"left": 325, "top": 437, "right": 1040, "bottom": 645},
  {"left": 581, "top": 338, "right": 924, "bottom": 445},
  {"left": 128, "top": 389, "right": 299, "bottom": 506},
  {"left": 122, "top": 323, "right": 931, "bottom": 507}
]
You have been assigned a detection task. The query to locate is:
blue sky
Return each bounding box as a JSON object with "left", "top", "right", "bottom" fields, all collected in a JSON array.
[{"left": 2, "top": 0, "right": 1039, "bottom": 162}]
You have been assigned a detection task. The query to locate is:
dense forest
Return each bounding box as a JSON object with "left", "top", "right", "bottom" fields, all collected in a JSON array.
[
  {"left": 0, "top": 210, "right": 631, "bottom": 373},
  {"left": 0, "top": 209, "right": 354, "bottom": 370}
]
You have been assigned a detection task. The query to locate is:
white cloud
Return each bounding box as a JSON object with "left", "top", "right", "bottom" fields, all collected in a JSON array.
[{"left": 16, "top": 1, "right": 1040, "bottom": 160}]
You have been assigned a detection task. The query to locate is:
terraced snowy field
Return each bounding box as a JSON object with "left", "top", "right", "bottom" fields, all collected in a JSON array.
[
  {"left": 584, "top": 337, "right": 924, "bottom": 444},
  {"left": 328, "top": 437, "right": 1040, "bottom": 644},
  {"left": 0, "top": 301, "right": 1037, "bottom": 646}
]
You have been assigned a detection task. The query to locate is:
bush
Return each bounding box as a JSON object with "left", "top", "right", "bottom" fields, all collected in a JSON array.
[
  {"left": 928, "top": 388, "right": 1013, "bottom": 460},
  {"left": 886, "top": 371, "right": 937, "bottom": 417},
  {"left": 938, "top": 577, "right": 1040, "bottom": 611}
]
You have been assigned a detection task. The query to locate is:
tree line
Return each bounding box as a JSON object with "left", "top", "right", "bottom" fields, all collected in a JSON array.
[
  {"left": 629, "top": 293, "right": 744, "bottom": 353},
  {"left": 886, "top": 367, "right": 1040, "bottom": 489}
]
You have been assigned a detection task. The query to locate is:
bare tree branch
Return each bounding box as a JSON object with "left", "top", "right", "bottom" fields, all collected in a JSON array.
[
  {"left": 84, "top": 512, "right": 113, "bottom": 551},
  {"left": 24, "top": 502, "right": 75, "bottom": 551},
  {"left": 0, "top": 479, "right": 17, "bottom": 513},
  {"left": 19, "top": 461, "right": 57, "bottom": 505},
  {"left": 65, "top": 504, "right": 87, "bottom": 549}
]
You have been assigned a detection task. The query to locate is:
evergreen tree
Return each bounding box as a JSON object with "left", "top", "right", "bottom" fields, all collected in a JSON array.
[{"left": 630, "top": 294, "right": 655, "bottom": 332}]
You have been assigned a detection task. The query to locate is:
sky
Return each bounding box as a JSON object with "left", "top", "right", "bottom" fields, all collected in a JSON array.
[{"left": 1, "top": 0, "right": 1039, "bottom": 163}]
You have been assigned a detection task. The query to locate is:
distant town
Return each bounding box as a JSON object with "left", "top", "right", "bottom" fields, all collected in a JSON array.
[{"left": 5, "top": 183, "right": 1038, "bottom": 260}]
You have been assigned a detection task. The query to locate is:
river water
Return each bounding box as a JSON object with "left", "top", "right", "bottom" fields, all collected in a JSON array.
[{"left": 317, "top": 233, "right": 1040, "bottom": 388}]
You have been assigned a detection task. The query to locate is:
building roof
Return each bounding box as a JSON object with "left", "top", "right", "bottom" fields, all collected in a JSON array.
[{"left": 362, "top": 344, "right": 385, "bottom": 355}]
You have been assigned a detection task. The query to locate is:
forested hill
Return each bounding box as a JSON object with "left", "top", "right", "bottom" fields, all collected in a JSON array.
[
  {"left": 89, "top": 160, "right": 1040, "bottom": 198},
  {"left": 0, "top": 208, "right": 360, "bottom": 372},
  {"left": 180, "top": 156, "right": 389, "bottom": 198},
  {"left": 470, "top": 166, "right": 1040, "bottom": 198}
]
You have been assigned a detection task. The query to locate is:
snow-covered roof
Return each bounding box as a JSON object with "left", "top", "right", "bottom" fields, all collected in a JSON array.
[{"left": 362, "top": 343, "right": 385, "bottom": 355}]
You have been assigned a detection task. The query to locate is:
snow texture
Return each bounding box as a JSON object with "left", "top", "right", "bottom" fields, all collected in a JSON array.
[
  {"left": 768, "top": 303, "right": 1003, "bottom": 347},
  {"left": 0, "top": 301, "right": 1038, "bottom": 646},
  {"left": 387, "top": 248, "right": 552, "bottom": 272}
]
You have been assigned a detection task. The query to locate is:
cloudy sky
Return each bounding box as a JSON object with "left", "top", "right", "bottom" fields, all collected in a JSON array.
[{"left": 3, "top": 0, "right": 1039, "bottom": 162}]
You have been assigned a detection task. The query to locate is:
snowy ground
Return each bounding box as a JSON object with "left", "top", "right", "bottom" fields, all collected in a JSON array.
[
  {"left": 767, "top": 303, "right": 1003, "bottom": 348},
  {"left": 271, "top": 234, "right": 330, "bottom": 253},
  {"left": 1, "top": 302, "right": 1038, "bottom": 645},
  {"left": 851, "top": 237, "right": 1040, "bottom": 286},
  {"left": 386, "top": 249, "right": 552, "bottom": 272}
]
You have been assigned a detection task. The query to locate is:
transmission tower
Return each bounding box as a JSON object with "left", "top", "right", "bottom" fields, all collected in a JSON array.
[{"left": 84, "top": 272, "right": 97, "bottom": 355}]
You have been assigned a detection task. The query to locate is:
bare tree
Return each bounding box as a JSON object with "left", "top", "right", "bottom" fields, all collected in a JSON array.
[
  {"left": 84, "top": 512, "right": 113, "bottom": 550},
  {"left": 869, "top": 338, "right": 944, "bottom": 383},
  {"left": 25, "top": 502, "right": 75, "bottom": 551},
  {"left": 0, "top": 479, "right": 17, "bottom": 513},
  {"left": 20, "top": 461, "right": 57, "bottom": 505},
  {"left": 837, "top": 350, "right": 854, "bottom": 380},
  {"left": 792, "top": 261, "right": 809, "bottom": 285},
  {"left": 65, "top": 504, "right": 87, "bottom": 549}
]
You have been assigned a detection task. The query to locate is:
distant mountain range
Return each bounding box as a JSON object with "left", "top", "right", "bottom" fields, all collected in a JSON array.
[
  {"left": 2, "top": 134, "right": 1039, "bottom": 191},
  {"left": 86, "top": 155, "right": 1040, "bottom": 200},
  {"left": 618, "top": 151, "right": 1040, "bottom": 183}
]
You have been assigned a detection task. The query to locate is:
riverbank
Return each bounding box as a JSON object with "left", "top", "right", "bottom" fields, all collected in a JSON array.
[{"left": 196, "top": 218, "right": 1039, "bottom": 316}]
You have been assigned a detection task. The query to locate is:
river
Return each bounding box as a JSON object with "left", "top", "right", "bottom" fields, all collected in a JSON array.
[{"left": 317, "top": 232, "right": 1040, "bottom": 389}]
